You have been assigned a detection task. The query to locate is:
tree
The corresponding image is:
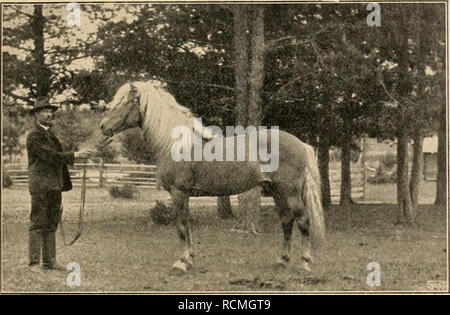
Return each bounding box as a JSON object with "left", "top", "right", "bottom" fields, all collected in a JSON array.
[
  {"left": 430, "top": 7, "right": 447, "bottom": 208},
  {"left": 231, "top": 5, "right": 266, "bottom": 231},
  {"left": 217, "top": 196, "right": 235, "bottom": 219},
  {"left": 71, "top": 70, "right": 115, "bottom": 105},
  {"left": 3, "top": 4, "right": 97, "bottom": 105},
  {"left": 31, "top": 5, "right": 50, "bottom": 97},
  {"left": 2, "top": 116, "right": 26, "bottom": 163},
  {"left": 3, "top": 5, "right": 49, "bottom": 102},
  {"left": 263, "top": 4, "right": 384, "bottom": 208},
  {"left": 435, "top": 98, "right": 447, "bottom": 207},
  {"left": 374, "top": 3, "right": 445, "bottom": 224},
  {"left": 96, "top": 4, "right": 235, "bottom": 121}
]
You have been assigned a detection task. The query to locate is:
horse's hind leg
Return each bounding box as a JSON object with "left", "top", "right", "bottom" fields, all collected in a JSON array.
[
  {"left": 296, "top": 213, "right": 313, "bottom": 272},
  {"left": 285, "top": 194, "right": 313, "bottom": 272},
  {"left": 273, "top": 196, "right": 294, "bottom": 269},
  {"left": 170, "top": 188, "right": 193, "bottom": 275}
]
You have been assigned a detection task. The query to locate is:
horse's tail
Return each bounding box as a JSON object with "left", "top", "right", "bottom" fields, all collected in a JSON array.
[{"left": 302, "top": 144, "right": 326, "bottom": 249}]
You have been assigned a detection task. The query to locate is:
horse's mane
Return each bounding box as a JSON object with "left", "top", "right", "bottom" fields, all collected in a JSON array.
[{"left": 110, "top": 80, "right": 199, "bottom": 160}]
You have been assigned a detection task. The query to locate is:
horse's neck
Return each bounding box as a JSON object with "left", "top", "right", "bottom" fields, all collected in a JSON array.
[
  {"left": 140, "top": 113, "right": 193, "bottom": 162},
  {"left": 140, "top": 118, "right": 216, "bottom": 165},
  {"left": 139, "top": 85, "right": 217, "bottom": 160}
]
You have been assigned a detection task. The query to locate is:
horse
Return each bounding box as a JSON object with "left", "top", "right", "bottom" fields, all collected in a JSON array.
[{"left": 100, "top": 80, "right": 326, "bottom": 275}]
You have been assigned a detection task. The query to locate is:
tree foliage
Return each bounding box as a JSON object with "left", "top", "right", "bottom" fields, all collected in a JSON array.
[{"left": 2, "top": 115, "right": 27, "bottom": 163}]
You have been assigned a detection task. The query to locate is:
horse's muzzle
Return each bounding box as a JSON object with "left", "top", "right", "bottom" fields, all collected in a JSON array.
[{"left": 99, "top": 119, "right": 114, "bottom": 138}]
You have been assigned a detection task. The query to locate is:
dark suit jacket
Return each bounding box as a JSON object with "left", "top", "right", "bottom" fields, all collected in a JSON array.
[{"left": 26, "top": 123, "right": 74, "bottom": 194}]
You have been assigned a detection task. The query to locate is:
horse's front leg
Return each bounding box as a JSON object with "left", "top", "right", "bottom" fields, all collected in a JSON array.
[{"left": 171, "top": 188, "right": 193, "bottom": 275}]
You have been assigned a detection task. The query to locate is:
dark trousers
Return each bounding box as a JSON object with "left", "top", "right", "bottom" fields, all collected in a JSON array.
[
  {"left": 29, "top": 190, "right": 62, "bottom": 267},
  {"left": 30, "top": 190, "right": 62, "bottom": 233}
]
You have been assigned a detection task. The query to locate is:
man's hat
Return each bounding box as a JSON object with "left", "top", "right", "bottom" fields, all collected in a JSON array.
[{"left": 30, "top": 97, "right": 59, "bottom": 114}]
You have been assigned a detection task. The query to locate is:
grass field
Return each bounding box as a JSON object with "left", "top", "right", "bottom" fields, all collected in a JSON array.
[{"left": 1, "top": 184, "right": 447, "bottom": 293}]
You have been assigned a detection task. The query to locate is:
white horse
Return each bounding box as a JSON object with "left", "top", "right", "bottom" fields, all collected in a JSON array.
[{"left": 100, "top": 81, "right": 325, "bottom": 275}]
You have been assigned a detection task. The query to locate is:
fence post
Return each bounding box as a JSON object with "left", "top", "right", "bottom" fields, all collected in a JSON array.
[{"left": 99, "top": 158, "right": 104, "bottom": 188}]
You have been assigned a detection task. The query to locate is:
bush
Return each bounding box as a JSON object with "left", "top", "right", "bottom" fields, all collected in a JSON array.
[
  {"left": 150, "top": 200, "right": 177, "bottom": 225},
  {"left": 108, "top": 184, "right": 139, "bottom": 199},
  {"left": 367, "top": 164, "right": 397, "bottom": 184},
  {"left": 380, "top": 152, "right": 397, "bottom": 169},
  {"left": 367, "top": 152, "right": 398, "bottom": 185},
  {"left": 3, "top": 173, "right": 12, "bottom": 188}
]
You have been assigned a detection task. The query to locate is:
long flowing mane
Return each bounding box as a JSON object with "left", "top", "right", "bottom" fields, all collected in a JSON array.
[{"left": 109, "top": 80, "right": 199, "bottom": 160}]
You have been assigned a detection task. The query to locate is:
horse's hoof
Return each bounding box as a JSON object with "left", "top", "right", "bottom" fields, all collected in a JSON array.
[
  {"left": 170, "top": 267, "right": 186, "bottom": 276},
  {"left": 273, "top": 262, "right": 287, "bottom": 271},
  {"left": 302, "top": 253, "right": 314, "bottom": 264},
  {"left": 170, "top": 261, "right": 187, "bottom": 276},
  {"left": 273, "top": 258, "right": 289, "bottom": 271},
  {"left": 301, "top": 261, "right": 312, "bottom": 273},
  {"left": 184, "top": 257, "right": 194, "bottom": 270}
]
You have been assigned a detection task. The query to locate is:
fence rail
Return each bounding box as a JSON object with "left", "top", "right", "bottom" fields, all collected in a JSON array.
[
  {"left": 3, "top": 162, "right": 365, "bottom": 200},
  {"left": 3, "top": 162, "right": 158, "bottom": 189},
  {"left": 329, "top": 167, "right": 365, "bottom": 201}
]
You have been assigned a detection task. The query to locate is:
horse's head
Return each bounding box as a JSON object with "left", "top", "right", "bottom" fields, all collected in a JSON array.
[{"left": 100, "top": 83, "right": 143, "bottom": 137}]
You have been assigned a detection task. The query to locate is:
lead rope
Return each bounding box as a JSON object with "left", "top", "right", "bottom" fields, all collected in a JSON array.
[
  {"left": 59, "top": 137, "right": 113, "bottom": 246},
  {"left": 60, "top": 160, "right": 87, "bottom": 246}
]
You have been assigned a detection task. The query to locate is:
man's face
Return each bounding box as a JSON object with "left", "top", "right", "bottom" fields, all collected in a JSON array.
[{"left": 35, "top": 108, "right": 55, "bottom": 127}]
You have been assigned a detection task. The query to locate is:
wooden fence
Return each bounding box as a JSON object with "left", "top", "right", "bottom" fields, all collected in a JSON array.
[
  {"left": 329, "top": 166, "right": 365, "bottom": 202},
  {"left": 3, "top": 162, "right": 158, "bottom": 189},
  {"left": 3, "top": 162, "right": 366, "bottom": 200}
]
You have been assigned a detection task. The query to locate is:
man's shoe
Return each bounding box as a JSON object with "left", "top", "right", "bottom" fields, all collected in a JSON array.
[
  {"left": 29, "top": 231, "right": 42, "bottom": 266},
  {"left": 42, "top": 231, "right": 66, "bottom": 271},
  {"left": 29, "top": 263, "right": 42, "bottom": 273},
  {"left": 43, "top": 262, "right": 66, "bottom": 271}
]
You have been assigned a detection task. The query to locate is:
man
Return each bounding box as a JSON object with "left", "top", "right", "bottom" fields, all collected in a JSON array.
[{"left": 27, "top": 97, "right": 94, "bottom": 272}]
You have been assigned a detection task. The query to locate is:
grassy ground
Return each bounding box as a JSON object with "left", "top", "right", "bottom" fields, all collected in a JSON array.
[
  {"left": 1, "top": 185, "right": 447, "bottom": 293},
  {"left": 363, "top": 181, "right": 437, "bottom": 204}
]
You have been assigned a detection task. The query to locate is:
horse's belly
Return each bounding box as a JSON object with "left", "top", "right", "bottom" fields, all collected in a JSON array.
[{"left": 191, "top": 161, "right": 260, "bottom": 196}]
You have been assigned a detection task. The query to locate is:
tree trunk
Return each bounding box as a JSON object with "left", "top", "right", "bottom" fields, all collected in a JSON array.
[
  {"left": 394, "top": 13, "right": 415, "bottom": 225},
  {"left": 233, "top": 5, "right": 262, "bottom": 232},
  {"left": 397, "top": 132, "right": 415, "bottom": 225},
  {"left": 232, "top": 4, "right": 249, "bottom": 223},
  {"left": 340, "top": 138, "right": 353, "bottom": 206},
  {"left": 435, "top": 102, "right": 447, "bottom": 207},
  {"left": 318, "top": 135, "right": 331, "bottom": 209},
  {"left": 217, "top": 196, "right": 235, "bottom": 219},
  {"left": 216, "top": 4, "right": 255, "bottom": 221},
  {"left": 408, "top": 9, "right": 426, "bottom": 209},
  {"left": 233, "top": 5, "right": 249, "bottom": 126},
  {"left": 410, "top": 132, "right": 423, "bottom": 207},
  {"left": 31, "top": 5, "right": 50, "bottom": 97},
  {"left": 248, "top": 6, "right": 264, "bottom": 127},
  {"left": 238, "top": 6, "right": 265, "bottom": 233}
]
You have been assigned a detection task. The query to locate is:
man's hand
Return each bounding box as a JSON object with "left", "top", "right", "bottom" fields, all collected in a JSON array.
[{"left": 74, "top": 148, "right": 95, "bottom": 159}]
